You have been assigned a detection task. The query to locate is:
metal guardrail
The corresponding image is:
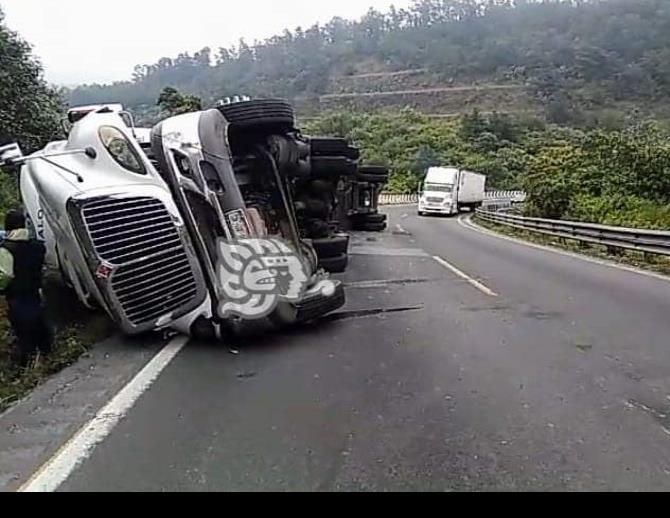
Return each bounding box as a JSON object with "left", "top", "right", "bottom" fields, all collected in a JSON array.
[
  {"left": 379, "top": 191, "right": 527, "bottom": 206},
  {"left": 379, "top": 193, "right": 419, "bottom": 205},
  {"left": 476, "top": 209, "right": 670, "bottom": 257},
  {"left": 485, "top": 191, "right": 527, "bottom": 203}
]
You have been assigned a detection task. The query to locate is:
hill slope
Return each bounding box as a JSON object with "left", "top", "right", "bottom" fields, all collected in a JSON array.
[{"left": 69, "top": 0, "right": 670, "bottom": 125}]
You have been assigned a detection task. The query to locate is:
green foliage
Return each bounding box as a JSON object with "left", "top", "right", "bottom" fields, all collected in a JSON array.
[
  {"left": 305, "top": 109, "right": 466, "bottom": 193},
  {"left": 307, "top": 108, "right": 670, "bottom": 230},
  {"left": 524, "top": 143, "right": 587, "bottom": 218},
  {"left": 0, "top": 168, "right": 19, "bottom": 215},
  {"left": 304, "top": 108, "right": 538, "bottom": 193},
  {"left": 157, "top": 87, "right": 202, "bottom": 116},
  {"left": 525, "top": 120, "right": 670, "bottom": 228},
  {"left": 0, "top": 9, "right": 62, "bottom": 153},
  {"left": 1, "top": 277, "right": 114, "bottom": 412},
  {"left": 0, "top": 8, "right": 63, "bottom": 215},
  {"left": 566, "top": 194, "right": 670, "bottom": 230}
]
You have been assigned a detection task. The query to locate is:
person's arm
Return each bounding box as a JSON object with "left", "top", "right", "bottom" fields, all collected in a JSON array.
[{"left": 0, "top": 248, "right": 15, "bottom": 292}]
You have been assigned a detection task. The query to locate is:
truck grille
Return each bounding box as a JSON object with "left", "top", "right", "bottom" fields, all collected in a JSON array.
[
  {"left": 426, "top": 197, "right": 444, "bottom": 204},
  {"left": 81, "top": 197, "right": 201, "bottom": 327}
]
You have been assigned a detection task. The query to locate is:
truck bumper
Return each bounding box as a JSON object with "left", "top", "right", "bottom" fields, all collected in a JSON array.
[
  {"left": 294, "top": 281, "right": 345, "bottom": 323},
  {"left": 419, "top": 205, "right": 456, "bottom": 215}
]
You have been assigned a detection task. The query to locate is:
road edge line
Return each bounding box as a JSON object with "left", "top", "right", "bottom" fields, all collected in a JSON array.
[
  {"left": 432, "top": 255, "right": 499, "bottom": 297},
  {"left": 18, "top": 335, "right": 189, "bottom": 493},
  {"left": 460, "top": 215, "right": 670, "bottom": 285}
]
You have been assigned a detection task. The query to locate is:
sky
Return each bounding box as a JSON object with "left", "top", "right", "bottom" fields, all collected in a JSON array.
[{"left": 1, "top": 0, "right": 409, "bottom": 86}]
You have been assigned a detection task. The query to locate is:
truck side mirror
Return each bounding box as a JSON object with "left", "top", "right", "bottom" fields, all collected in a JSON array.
[{"left": 0, "top": 143, "right": 25, "bottom": 167}]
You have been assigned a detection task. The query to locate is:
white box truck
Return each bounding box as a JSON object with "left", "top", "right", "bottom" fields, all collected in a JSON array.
[{"left": 418, "top": 167, "right": 486, "bottom": 216}]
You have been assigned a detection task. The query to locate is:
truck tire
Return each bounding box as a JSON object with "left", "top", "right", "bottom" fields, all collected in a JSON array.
[
  {"left": 311, "top": 157, "right": 358, "bottom": 177},
  {"left": 218, "top": 99, "right": 295, "bottom": 130},
  {"left": 307, "top": 219, "right": 332, "bottom": 239},
  {"left": 359, "top": 221, "right": 387, "bottom": 232},
  {"left": 359, "top": 213, "right": 387, "bottom": 224},
  {"left": 352, "top": 213, "right": 387, "bottom": 230},
  {"left": 312, "top": 233, "right": 349, "bottom": 258},
  {"left": 318, "top": 253, "right": 349, "bottom": 273},
  {"left": 356, "top": 173, "right": 389, "bottom": 183},
  {"left": 310, "top": 138, "right": 360, "bottom": 160},
  {"left": 358, "top": 166, "right": 389, "bottom": 183},
  {"left": 307, "top": 179, "right": 337, "bottom": 197},
  {"left": 298, "top": 198, "right": 331, "bottom": 219},
  {"left": 358, "top": 165, "right": 389, "bottom": 176}
]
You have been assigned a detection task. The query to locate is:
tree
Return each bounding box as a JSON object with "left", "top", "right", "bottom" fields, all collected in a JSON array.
[
  {"left": 0, "top": 8, "right": 62, "bottom": 152},
  {"left": 411, "top": 146, "right": 442, "bottom": 176},
  {"left": 157, "top": 87, "right": 202, "bottom": 116},
  {"left": 67, "top": 0, "right": 670, "bottom": 129},
  {"left": 460, "top": 109, "right": 488, "bottom": 141},
  {"left": 0, "top": 7, "right": 63, "bottom": 213}
]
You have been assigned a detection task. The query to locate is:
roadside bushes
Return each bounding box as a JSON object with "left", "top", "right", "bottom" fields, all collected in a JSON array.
[
  {"left": 524, "top": 122, "right": 670, "bottom": 228},
  {"left": 303, "top": 109, "right": 536, "bottom": 194},
  {"left": 0, "top": 167, "right": 19, "bottom": 218},
  {"left": 305, "top": 108, "right": 670, "bottom": 230},
  {"left": 566, "top": 194, "right": 670, "bottom": 230},
  {"left": 1, "top": 7, "right": 63, "bottom": 217}
]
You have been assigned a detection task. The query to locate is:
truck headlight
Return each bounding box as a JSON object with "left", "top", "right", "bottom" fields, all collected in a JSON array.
[{"left": 99, "top": 126, "right": 146, "bottom": 175}]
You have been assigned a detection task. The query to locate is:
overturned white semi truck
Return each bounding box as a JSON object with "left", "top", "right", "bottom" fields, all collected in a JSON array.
[{"left": 1, "top": 100, "right": 361, "bottom": 340}]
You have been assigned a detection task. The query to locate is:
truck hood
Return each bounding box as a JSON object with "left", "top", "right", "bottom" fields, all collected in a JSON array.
[
  {"left": 23, "top": 112, "right": 171, "bottom": 212},
  {"left": 423, "top": 191, "right": 453, "bottom": 199}
]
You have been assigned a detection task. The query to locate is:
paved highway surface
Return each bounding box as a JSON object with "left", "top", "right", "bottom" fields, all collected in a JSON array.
[{"left": 3, "top": 206, "right": 670, "bottom": 491}]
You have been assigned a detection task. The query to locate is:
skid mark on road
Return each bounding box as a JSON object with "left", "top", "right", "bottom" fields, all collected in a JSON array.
[
  {"left": 625, "top": 399, "right": 670, "bottom": 437},
  {"left": 324, "top": 306, "right": 425, "bottom": 323},
  {"left": 524, "top": 309, "right": 564, "bottom": 322},
  {"left": 460, "top": 305, "right": 511, "bottom": 313},
  {"left": 345, "top": 278, "right": 441, "bottom": 289}
]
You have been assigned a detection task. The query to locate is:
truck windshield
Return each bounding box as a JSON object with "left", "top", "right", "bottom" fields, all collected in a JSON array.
[{"left": 425, "top": 183, "right": 453, "bottom": 193}]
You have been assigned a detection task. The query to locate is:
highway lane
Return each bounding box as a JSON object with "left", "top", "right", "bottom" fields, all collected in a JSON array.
[{"left": 20, "top": 207, "right": 670, "bottom": 491}]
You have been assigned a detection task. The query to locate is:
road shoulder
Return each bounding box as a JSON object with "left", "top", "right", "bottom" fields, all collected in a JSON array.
[
  {"left": 463, "top": 214, "right": 670, "bottom": 285},
  {"left": 0, "top": 333, "right": 165, "bottom": 492}
]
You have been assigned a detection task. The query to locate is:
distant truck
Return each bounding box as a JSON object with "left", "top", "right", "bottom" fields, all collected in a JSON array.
[{"left": 418, "top": 167, "right": 486, "bottom": 216}]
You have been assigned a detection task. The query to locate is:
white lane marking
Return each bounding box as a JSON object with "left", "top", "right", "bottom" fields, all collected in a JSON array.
[
  {"left": 432, "top": 255, "right": 499, "bottom": 297},
  {"left": 460, "top": 215, "right": 670, "bottom": 285},
  {"left": 19, "top": 335, "right": 189, "bottom": 493}
]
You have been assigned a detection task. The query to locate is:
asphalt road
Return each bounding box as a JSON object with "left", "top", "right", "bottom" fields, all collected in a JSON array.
[{"left": 8, "top": 206, "right": 670, "bottom": 491}]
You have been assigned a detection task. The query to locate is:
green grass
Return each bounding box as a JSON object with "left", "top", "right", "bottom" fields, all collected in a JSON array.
[
  {"left": 474, "top": 215, "right": 670, "bottom": 277},
  {"left": 0, "top": 273, "right": 114, "bottom": 413}
]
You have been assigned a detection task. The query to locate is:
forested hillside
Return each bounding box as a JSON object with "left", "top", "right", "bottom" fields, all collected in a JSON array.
[
  {"left": 69, "top": 0, "right": 670, "bottom": 125},
  {"left": 0, "top": 7, "right": 62, "bottom": 214},
  {"left": 303, "top": 109, "right": 670, "bottom": 230},
  {"left": 3, "top": 0, "right": 670, "bottom": 231}
]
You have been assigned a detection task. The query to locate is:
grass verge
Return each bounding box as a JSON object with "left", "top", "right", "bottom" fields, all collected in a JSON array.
[
  {"left": 473, "top": 215, "right": 670, "bottom": 277},
  {"left": 0, "top": 273, "right": 114, "bottom": 413}
]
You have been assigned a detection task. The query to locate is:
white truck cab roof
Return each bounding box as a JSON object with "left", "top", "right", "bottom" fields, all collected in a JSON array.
[
  {"left": 425, "top": 167, "right": 460, "bottom": 184},
  {"left": 67, "top": 104, "right": 125, "bottom": 124}
]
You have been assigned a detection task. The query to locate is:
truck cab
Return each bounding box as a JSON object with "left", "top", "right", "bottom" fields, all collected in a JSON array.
[
  {"left": 3, "top": 100, "right": 348, "bottom": 341},
  {"left": 418, "top": 167, "right": 486, "bottom": 216}
]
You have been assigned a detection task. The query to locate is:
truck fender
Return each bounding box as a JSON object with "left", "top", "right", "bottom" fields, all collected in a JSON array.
[{"left": 19, "top": 164, "right": 58, "bottom": 268}]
